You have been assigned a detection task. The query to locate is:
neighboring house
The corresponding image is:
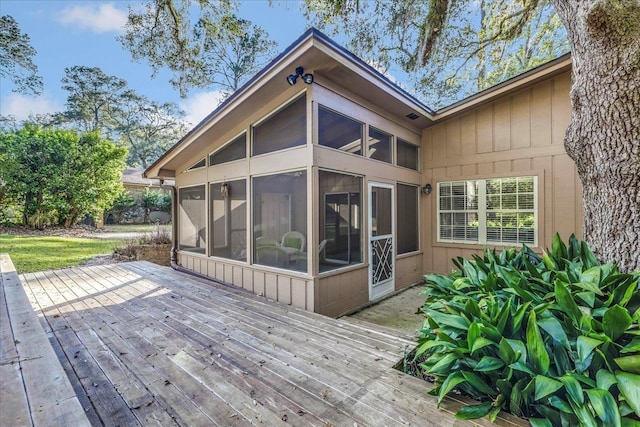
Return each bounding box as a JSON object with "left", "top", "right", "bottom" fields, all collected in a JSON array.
[
  {"left": 105, "top": 168, "right": 173, "bottom": 224},
  {"left": 144, "top": 29, "right": 579, "bottom": 317}
]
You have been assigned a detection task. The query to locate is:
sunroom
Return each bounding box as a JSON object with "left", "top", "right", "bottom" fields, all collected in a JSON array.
[{"left": 145, "top": 29, "right": 430, "bottom": 316}]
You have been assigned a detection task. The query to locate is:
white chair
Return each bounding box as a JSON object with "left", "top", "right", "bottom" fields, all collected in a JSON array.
[{"left": 281, "top": 231, "right": 305, "bottom": 252}]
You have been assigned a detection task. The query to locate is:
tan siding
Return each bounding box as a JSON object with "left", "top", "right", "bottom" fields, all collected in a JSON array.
[
  {"left": 476, "top": 106, "right": 493, "bottom": 153},
  {"left": 317, "top": 266, "right": 368, "bottom": 317},
  {"left": 511, "top": 91, "right": 531, "bottom": 149},
  {"left": 494, "top": 99, "right": 511, "bottom": 152},
  {"left": 531, "top": 81, "right": 552, "bottom": 147},
  {"left": 553, "top": 155, "right": 578, "bottom": 242},
  {"left": 422, "top": 71, "right": 582, "bottom": 275},
  {"left": 176, "top": 253, "right": 314, "bottom": 310}
]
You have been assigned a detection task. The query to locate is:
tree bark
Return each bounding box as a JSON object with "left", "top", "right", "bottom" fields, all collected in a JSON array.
[{"left": 550, "top": 0, "right": 640, "bottom": 272}]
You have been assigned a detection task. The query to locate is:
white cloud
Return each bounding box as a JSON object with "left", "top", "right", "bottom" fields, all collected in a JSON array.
[
  {"left": 57, "top": 3, "right": 127, "bottom": 34},
  {"left": 0, "top": 93, "right": 63, "bottom": 121},
  {"left": 180, "top": 91, "right": 227, "bottom": 127}
]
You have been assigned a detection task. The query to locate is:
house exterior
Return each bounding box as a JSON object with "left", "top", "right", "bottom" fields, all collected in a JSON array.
[
  {"left": 105, "top": 168, "right": 173, "bottom": 224},
  {"left": 144, "top": 29, "right": 580, "bottom": 317}
]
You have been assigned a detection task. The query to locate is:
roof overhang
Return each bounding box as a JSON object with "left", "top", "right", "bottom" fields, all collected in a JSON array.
[{"left": 144, "top": 29, "right": 435, "bottom": 180}]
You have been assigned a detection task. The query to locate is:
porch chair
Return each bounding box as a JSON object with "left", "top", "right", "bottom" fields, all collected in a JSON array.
[{"left": 281, "top": 231, "right": 305, "bottom": 252}]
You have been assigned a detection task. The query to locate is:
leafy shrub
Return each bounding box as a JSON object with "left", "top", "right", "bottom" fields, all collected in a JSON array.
[{"left": 412, "top": 234, "right": 640, "bottom": 425}]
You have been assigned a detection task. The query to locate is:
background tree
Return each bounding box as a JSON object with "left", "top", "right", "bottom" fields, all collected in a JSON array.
[
  {"left": 114, "top": 91, "right": 188, "bottom": 168},
  {"left": 304, "top": 0, "right": 569, "bottom": 108},
  {"left": 0, "top": 15, "right": 43, "bottom": 95},
  {"left": 119, "top": 0, "right": 277, "bottom": 97},
  {"left": 0, "top": 125, "right": 127, "bottom": 228},
  {"left": 54, "top": 66, "right": 128, "bottom": 135},
  {"left": 54, "top": 66, "right": 187, "bottom": 167}
]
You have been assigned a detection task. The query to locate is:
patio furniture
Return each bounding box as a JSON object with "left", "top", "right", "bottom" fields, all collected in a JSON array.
[{"left": 281, "top": 231, "right": 305, "bottom": 252}]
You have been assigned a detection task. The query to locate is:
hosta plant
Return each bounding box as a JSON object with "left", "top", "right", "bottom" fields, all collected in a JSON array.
[{"left": 412, "top": 234, "right": 640, "bottom": 426}]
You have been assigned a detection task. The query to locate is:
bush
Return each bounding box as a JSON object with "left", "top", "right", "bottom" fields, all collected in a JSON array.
[{"left": 411, "top": 234, "right": 640, "bottom": 425}]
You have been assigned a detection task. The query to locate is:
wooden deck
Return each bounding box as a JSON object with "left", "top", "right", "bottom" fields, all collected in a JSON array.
[{"left": 3, "top": 257, "right": 527, "bottom": 426}]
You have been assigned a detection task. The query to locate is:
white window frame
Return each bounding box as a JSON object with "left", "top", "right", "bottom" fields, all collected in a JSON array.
[{"left": 437, "top": 176, "right": 538, "bottom": 247}]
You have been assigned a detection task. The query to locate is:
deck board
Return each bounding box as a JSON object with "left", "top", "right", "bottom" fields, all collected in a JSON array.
[{"left": 8, "top": 260, "right": 528, "bottom": 426}]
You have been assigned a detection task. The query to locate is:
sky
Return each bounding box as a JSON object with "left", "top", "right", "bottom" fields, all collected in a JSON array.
[{"left": 0, "top": 0, "right": 310, "bottom": 124}]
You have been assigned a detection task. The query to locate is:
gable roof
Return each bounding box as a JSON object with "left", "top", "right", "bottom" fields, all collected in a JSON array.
[{"left": 145, "top": 28, "right": 571, "bottom": 179}]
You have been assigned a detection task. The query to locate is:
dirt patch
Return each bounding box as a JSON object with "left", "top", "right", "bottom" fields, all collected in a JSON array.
[{"left": 0, "top": 224, "right": 106, "bottom": 238}]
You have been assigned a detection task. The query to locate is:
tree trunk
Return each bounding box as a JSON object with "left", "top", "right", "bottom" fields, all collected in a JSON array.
[{"left": 550, "top": 0, "right": 640, "bottom": 272}]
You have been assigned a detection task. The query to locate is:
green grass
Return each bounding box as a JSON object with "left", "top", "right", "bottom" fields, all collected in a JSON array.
[
  {"left": 103, "top": 223, "right": 171, "bottom": 233},
  {"left": 0, "top": 235, "right": 125, "bottom": 273}
]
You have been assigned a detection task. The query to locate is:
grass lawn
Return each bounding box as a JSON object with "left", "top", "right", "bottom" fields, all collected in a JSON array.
[{"left": 0, "top": 235, "right": 125, "bottom": 273}]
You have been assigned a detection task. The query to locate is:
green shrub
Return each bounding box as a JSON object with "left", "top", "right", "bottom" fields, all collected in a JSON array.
[{"left": 412, "top": 234, "right": 640, "bottom": 425}]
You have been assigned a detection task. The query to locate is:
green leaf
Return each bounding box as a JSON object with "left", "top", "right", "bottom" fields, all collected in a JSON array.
[
  {"left": 426, "top": 309, "right": 469, "bottom": 330},
  {"left": 511, "top": 301, "right": 532, "bottom": 333},
  {"left": 461, "top": 371, "right": 497, "bottom": 396},
  {"left": 603, "top": 305, "right": 632, "bottom": 341},
  {"left": 437, "top": 372, "right": 466, "bottom": 406},
  {"left": 510, "top": 361, "right": 536, "bottom": 376},
  {"left": 499, "top": 337, "right": 515, "bottom": 364},
  {"left": 568, "top": 395, "right": 598, "bottom": 427},
  {"left": 505, "top": 339, "right": 527, "bottom": 363},
  {"left": 559, "top": 374, "right": 584, "bottom": 405},
  {"left": 621, "top": 417, "right": 640, "bottom": 427},
  {"left": 577, "top": 336, "right": 603, "bottom": 365},
  {"left": 534, "top": 375, "right": 563, "bottom": 400},
  {"left": 537, "top": 316, "right": 570, "bottom": 350},
  {"left": 581, "top": 241, "right": 600, "bottom": 269},
  {"left": 614, "top": 355, "right": 640, "bottom": 374},
  {"left": 573, "top": 281, "right": 604, "bottom": 296},
  {"left": 529, "top": 418, "right": 554, "bottom": 427},
  {"left": 428, "top": 353, "right": 458, "bottom": 374},
  {"left": 467, "top": 321, "right": 480, "bottom": 351},
  {"left": 585, "top": 388, "right": 621, "bottom": 427},
  {"left": 526, "top": 310, "right": 550, "bottom": 374},
  {"left": 554, "top": 279, "right": 583, "bottom": 326},
  {"left": 580, "top": 266, "right": 602, "bottom": 287},
  {"left": 621, "top": 338, "right": 640, "bottom": 354},
  {"left": 455, "top": 402, "right": 492, "bottom": 419},
  {"left": 596, "top": 370, "right": 618, "bottom": 391},
  {"left": 474, "top": 356, "right": 505, "bottom": 372},
  {"left": 471, "top": 337, "right": 495, "bottom": 354},
  {"left": 616, "top": 371, "right": 640, "bottom": 417},
  {"left": 549, "top": 396, "right": 573, "bottom": 414},
  {"left": 576, "top": 291, "right": 596, "bottom": 308},
  {"left": 552, "top": 232, "right": 568, "bottom": 260}
]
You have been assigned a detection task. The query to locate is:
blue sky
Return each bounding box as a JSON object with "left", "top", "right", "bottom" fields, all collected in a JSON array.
[{"left": 0, "top": 1, "right": 310, "bottom": 124}]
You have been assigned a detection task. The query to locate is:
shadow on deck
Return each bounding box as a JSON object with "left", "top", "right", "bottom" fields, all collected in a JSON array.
[{"left": 1, "top": 254, "right": 527, "bottom": 426}]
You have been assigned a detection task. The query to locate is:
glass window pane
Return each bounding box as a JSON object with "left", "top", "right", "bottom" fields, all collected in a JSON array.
[
  {"left": 318, "top": 106, "right": 363, "bottom": 155},
  {"left": 253, "top": 171, "right": 307, "bottom": 272},
  {"left": 253, "top": 96, "right": 306, "bottom": 156},
  {"left": 371, "top": 187, "right": 392, "bottom": 236},
  {"left": 210, "top": 134, "right": 246, "bottom": 165},
  {"left": 396, "top": 138, "right": 419, "bottom": 170},
  {"left": 368, "top": 127, "right": 392, "bottom": 163},
  {"left": 319, "top": 171, "right": 363, "bottom": 272},
  {"left": 188, "top": 158, "right": 206, "bottom": 171},
  {"left": 210, "top": 180, "right": 246, "bottom": 261},
  {"left": 397, "top": 183, "right": 418, "bottom": 254},
  {"left": 178, "top": 186, "right": 206, "bottom": 253}
]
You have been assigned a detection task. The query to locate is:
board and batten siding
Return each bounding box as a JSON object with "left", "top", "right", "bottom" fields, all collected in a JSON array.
[{"left": 422, "top": 71, "right": 583, "bottom": 275}]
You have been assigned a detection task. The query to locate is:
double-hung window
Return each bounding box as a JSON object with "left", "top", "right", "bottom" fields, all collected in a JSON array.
[{"left": 438, "top": 176, "right": 537, "bottom": 246}]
